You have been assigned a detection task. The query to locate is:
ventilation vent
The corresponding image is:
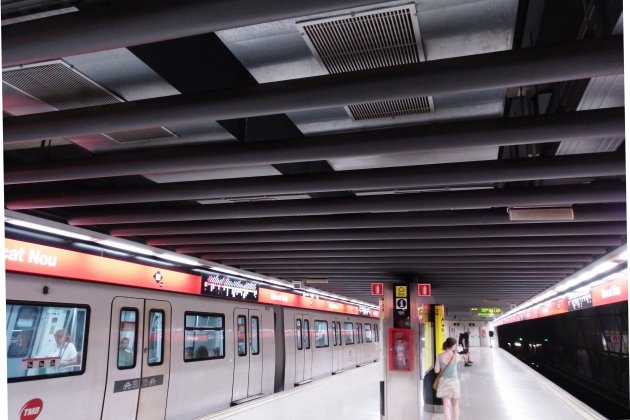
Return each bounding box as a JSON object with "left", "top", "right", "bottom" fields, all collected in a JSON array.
[
  {"left": 3, "top": 61, "right": 178, "bottom": 142},
  {"left": 104, "top": 127, "right": 177, "bottom": 143},
  {"left": 3, "top": 62, "right": 121, "bottom": 110},
  {"left": 299, "top": 5, "right": 434, "bottom": 120}
]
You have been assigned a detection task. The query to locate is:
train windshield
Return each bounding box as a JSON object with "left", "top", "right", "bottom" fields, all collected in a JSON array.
[{"left": 7, "top": 303, "right": 88, "bottom": 381}]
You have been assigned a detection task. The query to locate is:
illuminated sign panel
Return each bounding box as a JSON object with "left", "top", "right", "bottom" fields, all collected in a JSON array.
[
  {"left": 591, "top": 277, "right": 628, "bottom": 307},
  {"left": 5, "top": 239, "right": 200, "bottom": 294},
  {"left": 471, "top": 307, "right": 501, "bottom": 317},
  {"left": 568, "top": 294, "right": 592, "bottom": 311},
  {"left": 201, "top": 273, "right": 259, "bottom": 301}
]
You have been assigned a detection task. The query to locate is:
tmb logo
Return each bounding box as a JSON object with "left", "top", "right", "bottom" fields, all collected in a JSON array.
[{"left": 20, "top": 398, "right": 43, "bottom": 420}]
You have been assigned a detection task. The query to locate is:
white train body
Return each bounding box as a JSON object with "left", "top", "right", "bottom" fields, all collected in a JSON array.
[{"left": 7, "top": 271, "right": 380, "bottom": 420}]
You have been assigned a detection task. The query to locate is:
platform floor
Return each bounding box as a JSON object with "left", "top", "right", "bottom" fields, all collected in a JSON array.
[{"left": 199, "top": 347, "right": 605, "bottom": 420}]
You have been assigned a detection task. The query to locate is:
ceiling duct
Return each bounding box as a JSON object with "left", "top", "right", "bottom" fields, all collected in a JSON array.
[
  {"left": 298, "top": 5, "right": 433, "bottom": 120},
  {"left": 2, "top": 61, "right": 177, "bottom": 143}
]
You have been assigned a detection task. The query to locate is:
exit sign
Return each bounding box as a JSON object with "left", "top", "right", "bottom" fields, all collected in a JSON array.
[
  {"left": 371, "top": 283, "right": 384, "bottom": 296},
  {"left": 417, "top": 283, "right": 431, "bottom": 296}
]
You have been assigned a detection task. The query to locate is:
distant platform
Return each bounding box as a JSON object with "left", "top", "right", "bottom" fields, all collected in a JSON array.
[{"left": 197, "top": 348, "right": 605, "bottom": 420}]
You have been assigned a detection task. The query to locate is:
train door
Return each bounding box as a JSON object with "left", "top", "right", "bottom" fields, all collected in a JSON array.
[
  {"left": 103, "top": 297, "right": 171, "bottom": 420},
  {"left": 355, "top": 322, "right": 363, "bottom": 365},
  {"left": 293, "top": 313, "right": 313, "bottom": 384},
  {"left": 331, "top": 318, "right": 343, "bottom": 372},
  {"left": 232, "top": 308, "right": 264, "bottom": 401}
]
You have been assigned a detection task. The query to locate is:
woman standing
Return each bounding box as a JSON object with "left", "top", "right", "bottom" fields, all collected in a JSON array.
[{"left": 434, "top": 337, "right": 461, "bottom": 420}]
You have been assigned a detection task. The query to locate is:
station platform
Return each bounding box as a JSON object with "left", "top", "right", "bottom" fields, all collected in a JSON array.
[{"left": 198, "top": 347, "right": 605, "bottom": 420}]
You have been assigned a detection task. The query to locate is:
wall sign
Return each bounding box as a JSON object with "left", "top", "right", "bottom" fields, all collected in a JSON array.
[
  {"left": 393, "top": 283, "right": 410, "bottom": 328},
  {"left": 371, "top": 283, "right": 384, "bottom": 296},
  {"left": 592, "top": 277, "right": 628, "bottom": 307}
]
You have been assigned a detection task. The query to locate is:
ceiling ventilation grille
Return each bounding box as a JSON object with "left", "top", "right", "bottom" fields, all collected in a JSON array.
[
  {"left": 3, "top": 61, "right": 178, "bottom": 142},
  {"left": 104, "top": 127, "right": 177, "bottom": 143},
  {"left": 3, "top": 62, "right": 121, "bottom": 110},
  {"left": 299, "top": 5, "right": 434, "bottom": 120}
]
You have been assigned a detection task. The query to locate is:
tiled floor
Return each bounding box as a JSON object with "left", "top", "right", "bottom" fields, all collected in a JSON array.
[{"left": 198, "top": 348, "right": 605, "bottom": 420}]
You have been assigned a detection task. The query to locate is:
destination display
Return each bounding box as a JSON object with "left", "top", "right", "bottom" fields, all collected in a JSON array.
[{"left": 201, "top": 273, "right": 259, "bottom": 302}]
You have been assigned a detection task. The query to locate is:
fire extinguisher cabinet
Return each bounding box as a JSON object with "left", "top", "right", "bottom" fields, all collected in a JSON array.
[{"left": 388, "top": 328, "right": 413, "bottom": 371}]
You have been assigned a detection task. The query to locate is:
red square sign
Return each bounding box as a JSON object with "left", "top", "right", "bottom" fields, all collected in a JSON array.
[
  {"left": 418, "top": 283, "right": 431, "bottom": 296},
  {"left": 371, "top": 283, "right": 384, "bottom": 296}
]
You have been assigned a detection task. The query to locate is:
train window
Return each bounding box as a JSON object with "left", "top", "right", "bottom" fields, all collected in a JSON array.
[
  {"left": 184, "top": 312, "right": 225, "bottom": 361},
  {"left": 315, "top": 320, "right": 329, "bottom": 348},
  {"left": 364, "top": 323, "right": 373, "bottom": 343},
  {"left": 7, "top": 302, "right": 89, "bottom": 382},
  {"left": 296, "top": 319, "right": 303, "bottom": 350},
  {"left": 251, "top": 316, "right": 260, "bottom": 355},
  {"left": 148, "top": 310, "right": 164, "bottom": 366},
  {"left": 332, "top": 322, "right": 338, "bottom": 346},
  {"left": 374, "top": 324, "right": 379, "bottom": 342},
  {"left": 343, "top": 322, "right": 354, "bottom": 345},
  {"left": 237, "top": 315, "right": 247, "bottom": 357},
  {"left": 357, "top": 323, "right": 363, "bottom": 343},
  {"left": 337, "top": 322, "right": 342, "bottom": 345},
  {"left": 304, "top": 319, "right": 311, "bottom": 349},
  {"left": 118, "top": 308, "right": 138, "bottom": 369}
]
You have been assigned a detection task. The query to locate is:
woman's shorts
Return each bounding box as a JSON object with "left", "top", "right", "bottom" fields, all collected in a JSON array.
[{"left": 436, "top": 377, "right": 461, "bottom": 399}]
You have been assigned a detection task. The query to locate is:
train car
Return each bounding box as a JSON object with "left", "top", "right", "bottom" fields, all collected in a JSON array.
[{"left": 6, "top": 238, "right": 379, "bottom": 420}]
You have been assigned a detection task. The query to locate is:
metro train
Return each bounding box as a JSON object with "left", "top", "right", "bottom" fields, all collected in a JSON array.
[{"left": 6, "top": 239, "right": 380, "bottom": 420}]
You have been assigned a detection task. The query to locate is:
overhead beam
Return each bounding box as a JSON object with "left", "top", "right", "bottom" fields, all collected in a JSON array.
[
  {"left": 2, "top": 0, "right": 386, "bottom": 67},
  {"left": 5, "top": 108, "right": 624, "bottom": 185},
  {"left": 6, "top": 153, "right": 624, "bottom": 209},
  {"left": 109, "top": 204, "right": 626, "bottom": 236},
  {"left": 177, "top": 236, "right": 621, "bottom": 253},
  {"left": 200, "top": 247, "right": 607, "bottom": 259},
  {"left": 145, "top": 222, "right": 626, "bottom": 245},
  {"left": 4, "top": 36, "right": 622, "bottom": 144},
  {"left": 69, "top": 182, "right": 626, "bottom": 225},
  {"left": 222, "top": 256, "right": 590, "bottom": 264}
]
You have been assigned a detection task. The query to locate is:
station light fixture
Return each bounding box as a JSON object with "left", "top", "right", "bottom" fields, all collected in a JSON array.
[
  {"left": 98, "top": 239, "right": 156, "bottom": 256},
  {"left": 494, "top": 245, "right": 627, "bottom": 325},
  {"left": 6, "top": 218, "right": 95, "bottom": 242},
  {"left": 158, "top": 253, "right": 201, "bottom": 266}
]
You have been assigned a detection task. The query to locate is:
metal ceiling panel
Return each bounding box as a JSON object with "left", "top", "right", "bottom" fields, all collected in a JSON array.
[
  {"left": 217, "top": 0, "right": 517, "bottom": 148},
  {"left": 144, "top": 165, "right": 282, "bottom": 183}
]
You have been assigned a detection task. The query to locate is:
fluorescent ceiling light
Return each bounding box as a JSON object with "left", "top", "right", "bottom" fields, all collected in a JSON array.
[
  {"left": 158, "top": 253, "right": 201, "bottom": 266},
  {"left": 98, "top": 239, "right": 155, "bottom": 256},
  {"left": 7, "top": 219, "right": 94, "bottom": 241}
]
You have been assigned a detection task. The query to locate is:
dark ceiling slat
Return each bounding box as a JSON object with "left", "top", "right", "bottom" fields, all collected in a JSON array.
[
  {"left": 6, "top": 153, "right": 624, "bottom": 209},
  {"left": 240, "top": 263, "right": 583, "bottom": 269},
  {"left": 5, "top": 108, "right": 624, "bottom": 185},
  {"left": 4, "top": 37, "right": 623, "bottom": 145},
  {"left": 2, "top": 0, "right": 387, "bottom": 67},
  {"left": 109, "top": 204, "right": 626, "bottom": 236},
  {"left": 251, "top": 268, "right": 573, "bottom": 274},
  {"left": 69, "top": 182, "right": 625, "bottom": 225},
  {"left": 200, "top": 247, "right": 606, "bottom": 259},
  {"left": 146, "top": 222, "right": 626, "bottom": 245},
  {"left": 224, "top": 256, "right": 590, "bottom": 264},
  {"left": 177, "top": 236, "right": 621, "bottom": 253}
]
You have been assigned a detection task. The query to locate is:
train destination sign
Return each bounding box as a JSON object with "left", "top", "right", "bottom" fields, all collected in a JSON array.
[
  {"left": 569, "top": 294, "right": 592, "bottom": 311},
  {"left": 201, "top": 273, "right": 259, "bottom": 302}
]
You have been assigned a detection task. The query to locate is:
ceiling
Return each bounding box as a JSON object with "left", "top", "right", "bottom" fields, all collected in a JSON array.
[{"left": 2, "top": 0, "right": 626, "bottom": 312}]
